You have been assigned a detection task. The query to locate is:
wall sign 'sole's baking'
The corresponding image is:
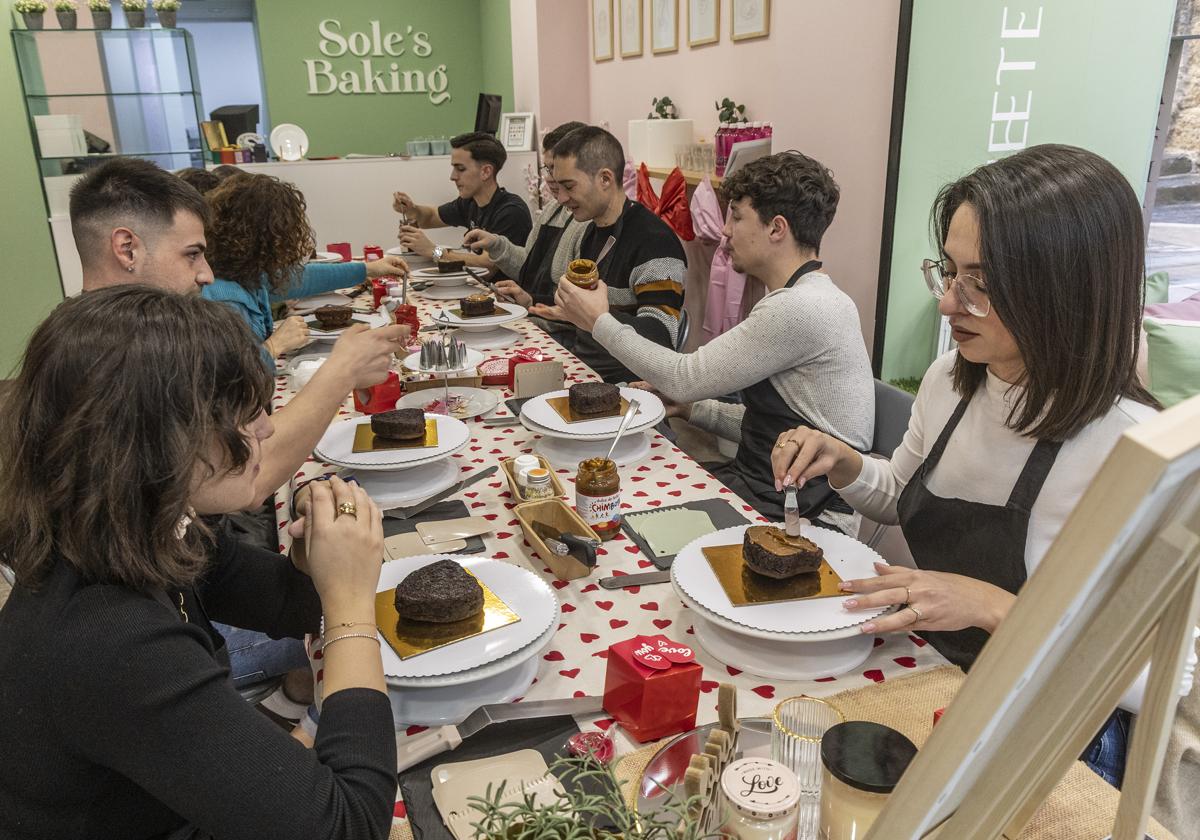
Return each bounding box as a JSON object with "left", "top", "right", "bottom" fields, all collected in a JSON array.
[{"left": 304, "top": 19, "right": 451, "bottom": 103}]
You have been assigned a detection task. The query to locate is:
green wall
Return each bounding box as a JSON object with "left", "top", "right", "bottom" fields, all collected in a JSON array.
[
  {"left": 254, "top": 0, "right": 513, "bottom": 156},
  {"left": 880, "top": 0, "right": 1176, "bottom": 380},
  {"left": 0, "top": 12, "right": 64, "bottom": 376}
]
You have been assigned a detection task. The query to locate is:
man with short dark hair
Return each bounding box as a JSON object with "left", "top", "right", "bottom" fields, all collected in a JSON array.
[
  {"left": 534, "top": 125, "right": 687, "bottom": 383},
  {"left": 393, "top": 131, "right": 532, "bottom": 276},
  {"left": 554, "top": 151, "right": 873, "bottom": 527}
]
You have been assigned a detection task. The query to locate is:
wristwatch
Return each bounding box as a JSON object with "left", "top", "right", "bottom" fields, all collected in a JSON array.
[{"left": 432, "top": 245, "right": 445, "bottom": 261}]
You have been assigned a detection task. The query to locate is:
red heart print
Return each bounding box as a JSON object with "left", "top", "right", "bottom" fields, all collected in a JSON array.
[
  {"left": 593, "top": 718, "right": 615, "bottom": 731},
  {"left": 561, "top": 603, "right": 576, "bottom": 613},
  {"left": 493, "top": 552, "right": 509, "bottom": 559},
  {"left": 573, "top": 690, "right": 587, "bottom": 698},
  {"left": 625, "top": 546, "right": 640, "bottom": 554},
  {"left": 751, "top": 685, "right": 775, "bottom": 699},
  {"left": 581, "top": 633, "right": 599, "bottom": 643},
  {"left": 609, "top": 618, "right": 628, "bottom": 629},
  {"left": 653, "top": 619, "right": 672, "bottom": 629},
  {"left": 640, "top": 601, "right": 659, "bottom": 611},
  {"left": 894, "top": 656, "right": 917, "bottom": 668},
  {"left": 863, "top": 669, "right": 885, "bottom": 683},
  {"left": 908, "top": 635, "right": 928, "bottom": 647},
  {"left": 815, "top": 676, "right": 837, "bottom": 682},
  {"left": 637, "top": 560, "right": 654, "bottom": 568},
  {"left": 544, "top": 650, "right": 565, "bottom": 661},
  {"left": 405, "top": 725, "right": 429, "bottom": 736},
  {"left": 873, "top": 637, "right": 884, "bottom": 648},
  {"left": 559, "top": 668, "right": 580, "bottom": 679},
  {"left": 592, "top": 650, "right": 610, "bottom": 659},
  {"left": 595, "top": 601, "right": 613, "bottom": 611},
  {"left": 551, "top": 580, "right": 569, "bottom": 590},
  {"left": 581, "top": 584, "right": 599, "bottom": 593},
  {"left": 700, "top": 680, "right": 719, "bottom": 693}
]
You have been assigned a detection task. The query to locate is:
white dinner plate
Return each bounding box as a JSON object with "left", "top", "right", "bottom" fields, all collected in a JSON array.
[
  {"left": 671, "top": 524, "right": 891, "bottom": 635},
  {"left": 395, "top": 386, "right": 499, "bottom": 419},
  {"left": 377, "top": 555, "right": 559, "bottom": 679},
  {"left": 269, "top": 123, "right": 309, "bottom": 161},
  {"left": 417, "top": 283, "right": 479, "bottom": 301},
  {"left": 401, "top": 347, "right": 484, "bottom": 375},
  {"left": 307, "top": 251, "right": 343, "bottom": 264},
  {"left": 354, "top": 458, "right": 460, "bottom": 509},
  {"left": 312, "top": 413, "right": 470, "bottom": 471},
  {"left": 431, "top": 302, "right": 527, "bottom": 331},
  {"left": 304, "top": 309, "right": 388, "bottom": 340},
  {"left": 519, "top": 387, "right": 665, "bottom": 438}
]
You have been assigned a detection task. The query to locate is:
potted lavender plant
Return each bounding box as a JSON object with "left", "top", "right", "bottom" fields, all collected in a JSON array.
[
  {"left": 151, "top": 0, "right": 177, "bottom": 27},
  {"left": 88, "top": 0, "right": 111, "bottom": 28},
  {"left": 54, "top": 0, "right": 77, "bottom": 29},
  {"left": 120, "top": 0, "right": 144, "bottom": 26},
  {"left": 14, "top": 0, "right": 48, "bottom": 29}
]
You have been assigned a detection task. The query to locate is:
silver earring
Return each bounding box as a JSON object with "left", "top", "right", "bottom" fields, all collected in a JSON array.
[{"left": 127, "top": 265, "right": 135, "bottom": 273}]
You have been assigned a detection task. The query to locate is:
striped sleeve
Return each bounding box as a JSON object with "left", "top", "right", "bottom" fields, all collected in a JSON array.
[{"left": 607, "top": 255, "right": 686, "bottom": 348}]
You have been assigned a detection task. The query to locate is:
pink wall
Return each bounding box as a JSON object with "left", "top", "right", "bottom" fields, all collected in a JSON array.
[
  {"left": 536, "top": 0, "right": 591, "bottom": 132},
  {"left": 590, "top": 1, "right": 900, "bottom": 356}
]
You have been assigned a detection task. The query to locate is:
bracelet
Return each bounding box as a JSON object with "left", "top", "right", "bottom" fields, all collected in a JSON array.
[
  {"left": 323, "top": 632, "right": 380, "bottom": 649},
  {"left": 327, "top": 620, "right": 376, "bottom": 630}
]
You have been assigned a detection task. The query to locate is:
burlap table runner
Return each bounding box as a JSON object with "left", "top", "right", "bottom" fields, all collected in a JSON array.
[{"left": 390, "top": 665, "right": 1176, "bottom": 839}]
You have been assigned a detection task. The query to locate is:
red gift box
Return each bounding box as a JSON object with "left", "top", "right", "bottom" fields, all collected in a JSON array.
[
  {"left": 353, "top": 371, "right": 402, "bottom": 414},
  {"left": 602, "top": 635, "right": 702, "bottom": 743},
  {"left": 363, "top": 245, "right": 384, "bottom": 262}
]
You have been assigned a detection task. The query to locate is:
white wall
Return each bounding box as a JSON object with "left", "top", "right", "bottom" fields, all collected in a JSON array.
[{"left": 185, "top": 21, "right": 267, "bottom": 131}]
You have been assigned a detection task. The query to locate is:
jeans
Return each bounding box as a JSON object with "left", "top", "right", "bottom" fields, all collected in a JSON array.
[
  {"left": 214, "top": 623, "right": 311, "bottom": 690},
  {"left": 1083, "top": 708, "right": 1133, "bottom": 788}
]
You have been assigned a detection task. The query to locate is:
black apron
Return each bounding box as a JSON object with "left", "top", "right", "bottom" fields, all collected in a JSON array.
[
  {"left": 519, "top": 204, "right": 570, "bottom": 307},
  {"left": 714, "top": 261, "right": 853, "bottom": 524},
  {"left": 896, "top": 393, "right": 1062, "bottom": 670}
]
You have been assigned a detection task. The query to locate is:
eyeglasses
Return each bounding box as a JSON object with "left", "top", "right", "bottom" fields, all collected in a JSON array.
[{"left": 921, "top": 258, "right": 991, "bottom": 318}]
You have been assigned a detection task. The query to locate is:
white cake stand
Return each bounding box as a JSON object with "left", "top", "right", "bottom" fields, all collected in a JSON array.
[
  {"left": 534, "top": 431, "right": 652, "bottom": 468},
  {"left": 451, "top": 326, "right": 522, "bottom": 350}
]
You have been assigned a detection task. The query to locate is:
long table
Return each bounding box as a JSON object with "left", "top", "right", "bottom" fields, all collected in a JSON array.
[{"left": 272, "top": 289, "right": 947, "bottom": 827}]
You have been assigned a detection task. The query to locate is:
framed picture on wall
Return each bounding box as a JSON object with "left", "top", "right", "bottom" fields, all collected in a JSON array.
[
  {"left": 620, "top": 0, "right": 643, "bottom": 58},
  {"left": 499, "top": 113, "right": 536, "bottom": 152},
  {"left": 688, "top": 0, "right": 719, "bottom": 47},
  {"left": 730, "top": 0, "right": 769, "bottom": 41},
  {"left": 651, "top": 0, "right": 678, "bottom": 54},
  {"left": 592, "top": 0, "right": 614, "bottom": 62}
]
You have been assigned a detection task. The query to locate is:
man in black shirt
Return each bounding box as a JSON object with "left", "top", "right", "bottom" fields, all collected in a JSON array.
[
  {"left": 532, "top": 126, "right": 686, "bottom": 383},
  {"left": 393, "top": 131, "right": 533, "bottom": 278}
]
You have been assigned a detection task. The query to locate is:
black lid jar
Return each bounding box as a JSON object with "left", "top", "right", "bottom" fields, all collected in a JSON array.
[{"left": 818, "top": 721, "right": 918, "bottom": 839}]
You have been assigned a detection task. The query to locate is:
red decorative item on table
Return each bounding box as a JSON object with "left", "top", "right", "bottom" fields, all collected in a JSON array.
[
  {"left": 371, "top": 279, "right": 389, "bottom": 308},
  {"left": 602, "top": 634, "right": 701, "bottom": 743},
  {"left": 479, "top": 347, "right": 549, "bottom": 387},
  {"left": 363, "top": 244, "right": 384, "bottom": 262},
  {"left": 393, "top": 303, "right": 420, "bottom": 342},
  {"left": 326, "top": 242, "right": 352, "bottom": 262},
  {"left": 353, "top": 371, "right": 402, "bottom": 414}
]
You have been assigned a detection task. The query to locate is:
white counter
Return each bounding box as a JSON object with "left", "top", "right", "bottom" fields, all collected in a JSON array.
[{"left": 47, "top": 151, "right": 541, "bottom": 296}]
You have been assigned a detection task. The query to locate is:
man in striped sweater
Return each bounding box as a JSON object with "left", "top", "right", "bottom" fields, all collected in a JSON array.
[{"left": 531, "top": 126, "right": 687, "bottom": 383}]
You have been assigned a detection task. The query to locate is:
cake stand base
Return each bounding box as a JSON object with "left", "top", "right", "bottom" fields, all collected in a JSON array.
[
  {"left": 692, "top": 613, "right": 874, "bottom": 680},
  {"left": 452, "top": 326, "right": 521, "bottom": 350},
  {"left": 535, "top": 431, "right": 652, "bottom": 468},
  {"left": 388, "top": 652, "right": 540, "bottom": 727}
]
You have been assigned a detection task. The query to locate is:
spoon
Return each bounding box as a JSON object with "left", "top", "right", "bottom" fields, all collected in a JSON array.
[{"left": 602, "top": 398, "right": 641, "bottom": 463}]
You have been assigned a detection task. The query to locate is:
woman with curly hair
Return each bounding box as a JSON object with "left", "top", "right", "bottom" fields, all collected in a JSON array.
[
  {"left": 0, "top": 286, "right": 395, "bottom": 839},
  {"left": 202, "top": 172, "right": 408, "bottom": 368}
]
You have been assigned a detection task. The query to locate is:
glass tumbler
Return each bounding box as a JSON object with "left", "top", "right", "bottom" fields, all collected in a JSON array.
[{"left": 771, "top": 696, "right": 845, "bottom": 796}]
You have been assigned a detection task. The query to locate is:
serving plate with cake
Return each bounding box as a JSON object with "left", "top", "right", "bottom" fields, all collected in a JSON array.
[
  {"left": 412, "top": 266, "right": 473, "bottom": 287},
  {"left": 668, "top": 524, "right": 899, "bottom": 679},
  {"left": 432, "top": 299, "right": 527, "bottom": 330},
  {"left": 304, "top": 306, "right": 389, "bottom": 340},
  {"left": 519, "top": 385, "right": 665, "bottom": 438},
  {"left": 313, "top": 412, "right": 471, "bottom": 471}
]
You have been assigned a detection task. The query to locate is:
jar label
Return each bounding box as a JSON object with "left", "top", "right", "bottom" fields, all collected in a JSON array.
[{"left": 577, "top": 491, "right": 621, "bottom": 528}]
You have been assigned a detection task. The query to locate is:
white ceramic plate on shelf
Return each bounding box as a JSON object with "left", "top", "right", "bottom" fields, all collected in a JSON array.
[
  {"left": 670, "top": 524, "right": 891, "bottom": 635},
  {"left": 269, "top": 123, "right": 309, "bottom": 161},
  {"left": 377, "top": 555, "right": 559, "bottom": 679},
  {"left": 312, "top": 413, "right": 470, "bottom": 471}
]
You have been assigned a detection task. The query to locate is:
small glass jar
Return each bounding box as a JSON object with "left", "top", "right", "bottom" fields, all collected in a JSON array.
[
  {"left": 575, "top": 457, "right": 620, "bottom": 540},
  {"left": 818, "top": 722, "right": 917, "bottom": 840},
  {"left": 512, "top": 454, "right": 540, "bottom": 488},
  {"left": 565, "top": 258, "right": 599, "bottom": 290},
  {"left": 720, "top": 757, "right": 801, "bottom": 840},
  {"left": 523, "top": 468, "right": 555, "bottom": 500}
]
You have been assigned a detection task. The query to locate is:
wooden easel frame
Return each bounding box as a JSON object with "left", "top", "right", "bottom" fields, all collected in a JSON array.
[{"left": 870, "top": 394, "right": 1200, "bottom": 839}]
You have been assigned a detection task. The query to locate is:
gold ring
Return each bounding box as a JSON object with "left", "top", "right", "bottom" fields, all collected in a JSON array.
[
  {"left": 904, "top": 586, "right": 912, "bottom": 603},
  {"left": 775, "top": 440, "right": 798, "bottom": 450},
  {"left": 908, "top": 605, "right": 923, "bottom": 623},
  {"left": 337, "top": 501, "right": 358, "bottom": 518}
]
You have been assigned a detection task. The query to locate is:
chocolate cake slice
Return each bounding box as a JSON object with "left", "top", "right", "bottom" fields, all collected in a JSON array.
[
  {"left": 370, "top": 408, "right": 426, "bottom": 441},
  {"left": 742, "top": 525, "right": 824, "bottom": 579},
  {"left": 569, "top": 382, "right": 620, "bottom": 416},
  {"left": 460, "top": 293, "right": 496, "bottom": 317},
  {"left": 437, "top": 257, "right": 466, "bottom": 273},
  {"left": 313, "top": 304, "right": 353, "bottom": 328},
  {"left": 394, "top": 559, "right": 485, "bottom": 624}
]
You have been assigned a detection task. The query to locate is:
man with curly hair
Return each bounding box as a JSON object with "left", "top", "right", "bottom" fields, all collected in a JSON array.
[{"left": 554, "top": 151, "right": 874, "bottom": 529}]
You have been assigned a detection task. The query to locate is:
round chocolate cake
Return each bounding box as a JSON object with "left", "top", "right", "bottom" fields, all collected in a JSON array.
[
  {"left": 569, "top": 382, "right": 620, "bottom": 416},
  {"left": 370, "top": 408, "right": 426, "bottom": 441},
  {"left": 394, "top": 558, "right": 485, "bottom": 624},
  {"left": 437, "top": 257, "right": 466, "bottom": 273},
  {"left": 742, "top": 525, "right": 824, "bottom": 579},
  {"left": 314, "top": 304, "right": 353, "bottom": 328},
  {"left": 460, "top": 293, "right": 496, "bottom": 317}
]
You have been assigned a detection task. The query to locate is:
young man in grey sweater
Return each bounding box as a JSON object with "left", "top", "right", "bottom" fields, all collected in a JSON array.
[{"left": 554, "top": 151, "right": 873, "bottom": 529}]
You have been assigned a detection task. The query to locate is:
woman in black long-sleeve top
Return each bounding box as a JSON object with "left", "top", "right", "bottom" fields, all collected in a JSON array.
[{"left": 0, "top": 286, "right": 396, "bottom": 840}]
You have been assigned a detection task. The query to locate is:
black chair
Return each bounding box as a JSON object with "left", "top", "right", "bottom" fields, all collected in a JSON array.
[
  {"left": 675, "top": 308, "right": 690, "bottom": 352},
  {"left": 863, "top": 379, "right": 915, "bottom": 548}
]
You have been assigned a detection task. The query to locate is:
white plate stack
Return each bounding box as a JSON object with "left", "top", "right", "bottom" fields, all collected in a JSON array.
[
  {"left": 377, "top": 555, "right": 561, "bottom": 726},
  {"left": 671, "top": 525, "right": 897, "bottom": 680},
  {"left": 313, "top": 413, "right": 471, "bottom": 471}
]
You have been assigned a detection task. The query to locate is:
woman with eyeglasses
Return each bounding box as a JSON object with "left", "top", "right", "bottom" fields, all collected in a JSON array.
[
  {"left": 771, "top": 144, "right": 1162, "bottom": 786},
  {"left": 462, "top": 121, "right": 590, "bottom": 312}
]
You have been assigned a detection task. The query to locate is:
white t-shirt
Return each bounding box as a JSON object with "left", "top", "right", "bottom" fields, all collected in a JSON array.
[{"left": 839, "top": 350, "right": 1158, "bottom": 576}]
